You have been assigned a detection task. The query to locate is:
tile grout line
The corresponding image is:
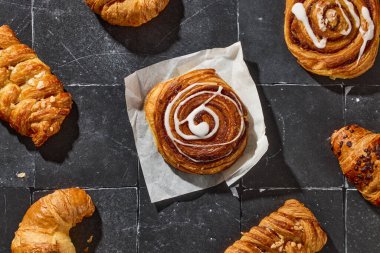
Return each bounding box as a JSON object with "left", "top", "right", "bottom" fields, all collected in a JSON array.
[
  {"left": 244, "top": 187, "right": 344, "bottom": 191},
  {"left": 31, "top": 0, "right": 34, "bottom": 49},
  {"left": 66, "top": 83, "right": 122, "bottom": 87},
  {"left": 236, "top": 0, "right": 240, "bottom": 41},
  {"left": 342, "top": 85, "right": 348, "bottom": 253},
  {"left": 344, "top": 189, "right": 348, "bottom": 253},
  {"left": 136, "top": 160, "right": 141, "bottom": 253}
]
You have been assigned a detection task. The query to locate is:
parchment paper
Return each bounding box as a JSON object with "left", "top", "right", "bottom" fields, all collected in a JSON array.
[{"left": 124, "top": 42, "right": 268, "bottom": 203}]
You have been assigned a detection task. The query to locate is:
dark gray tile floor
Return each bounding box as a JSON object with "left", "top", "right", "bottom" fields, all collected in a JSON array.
[{"left": 0, "top": 0, "right": 379, "bottom": 252}]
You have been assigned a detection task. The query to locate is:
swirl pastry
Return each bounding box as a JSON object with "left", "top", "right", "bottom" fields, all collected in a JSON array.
[
  {"left": 85, "top": 0, "right": 170, "bottom": 27},
  {"left": 11, "top": 188, "right": 95, "bottom": 253},
  {"left": 0, "top": 25, "right": 72, "bottom": 147},
  {"left": 144, "top": 69, "right": 249, "bottom": 175},
  {"left": 331, "top": 125, "right": 380, "bottom": 206},
  {"left": 284, "top": 0, "right": 380, "bottom": 79},
  {"left": 225, "top": 199, "right": 327, "bottom": 253}
]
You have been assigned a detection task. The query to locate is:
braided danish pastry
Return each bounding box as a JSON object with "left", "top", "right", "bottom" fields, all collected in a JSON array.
[
  {"left": 284, "top": 0, "right": 380, "bottom": 79},
  {"left": 331, "top": 125, "right": 380, "bottom": 206},
  {"left": 225, "top": 199, "right": 327, "bottom": 253},
  {"left": 85, "top": 0, "right": 170, "bottom": 27},
  {"left": 144, "top": 69, "right": 249, "bottom": 175},
  {"left": 0, "top": 25, "right": 72, "bottom": 147}
]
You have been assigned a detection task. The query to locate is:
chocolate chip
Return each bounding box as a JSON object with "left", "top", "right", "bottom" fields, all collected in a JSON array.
[
  {"left": 346, "top": 141, "right": 352, "bottom": 147},
  {"left": 357, "top": 160, "right": 361, "bottom": 165},
  {"left": 354, "top": 166, "right": 359, "bottom": 171},
  {"left": 366, "top": 174, "right": 372, "bottom": 180},
  {"left": 357, "top": 174, "right": 363, "bottom": 179},
  {"left": 343, "top": 135, "right": 348, "bottom": 139}
]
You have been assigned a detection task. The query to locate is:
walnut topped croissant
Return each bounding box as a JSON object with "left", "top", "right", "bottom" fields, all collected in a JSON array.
[
  {"left": 284, "top": 0, "right": 380, "bottom": 79},
  {"left": 11, "top": 188, "right": 95, "bottom": 253},
  {"left": 225, "top": 199, "right": 327, "bottom": 253},
  {"left": 331, "top": 125, "right": 380, "bottom": 206},
  {"left": 0, "top": 25, "right": 72, "bottom": 147}
]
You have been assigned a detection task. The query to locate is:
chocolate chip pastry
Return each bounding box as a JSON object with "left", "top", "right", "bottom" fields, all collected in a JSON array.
[
  {"left": 331, "top": 124, "right": 380, "bottom": 206},
  {"left": 225, "top": 199, "right": 327, "bottom": 253}
]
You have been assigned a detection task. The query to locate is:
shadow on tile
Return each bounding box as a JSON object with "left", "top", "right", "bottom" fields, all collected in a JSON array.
[
  {"left": 70, "top": 208, "right": 103, "bottom": 253},
  {"left": 38, "top": 101, "right": 79, "bottom": 163},
  {"left": 153, "top": 183, "right": 233, "bottom": 212},
  {"left": 241, "top": 64, "right": 300, "bottom": 188},
  {"left": 0, "top": 121, "right": 35, "bottom": 151},
  {"left": 246, "top": 61, "right": 261, "bottom": 85},
  {"left": 99, "top": 0, "right": 184, "bottom": 55}
]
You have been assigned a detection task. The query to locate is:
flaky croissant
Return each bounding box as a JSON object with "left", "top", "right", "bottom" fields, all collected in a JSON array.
[
  {"left": 0, "top": 25, "right": 72, "bottom": 147},
  {"left": 11, "top": 188, "right": 95, "bottom": 253},
  {"left": 144, "top": 69, "right": 249, "bottom": 175},
  {"left": 85, "top": 0, "right": 170, "bottom": 27},
  {"left": 225, "top": 199, "right": 327, "bottom": 253},
  {"left": 284, "top": 0, "right": 380, "bottom": 79},
  {"left": 331, "top": 125, "right": 380, "bottom": 206}
]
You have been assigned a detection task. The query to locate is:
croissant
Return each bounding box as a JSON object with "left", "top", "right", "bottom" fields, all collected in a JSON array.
[
  {"left": 11, "top": 188, "right": 95, "bottom": 253},
  {"left": 0, "top": 25, "right": 72, "bottom": 147},
  {"left": 284, "top": 0, "right": 380, "bottom": 79},
  {"left": 144, "top": 69, "right": 249, "bottom": 175},
  {"left": 331, "top": 125, "right": 380, "bottom": 206},
  {"left": 85, "top": 0, "right": 170, "bottom": 27},
  {"left": 225, "top": 199, "right": 327, "bottom": 253}
]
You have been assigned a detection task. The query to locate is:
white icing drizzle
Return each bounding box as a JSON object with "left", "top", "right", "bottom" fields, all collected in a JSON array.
[
  {"left": 292, "top": 3, "right": 327, "bottom": 48},
  {"left": 164, "top": 82, "right": 245, "bottom": 163},
  {"left": 316, "top": 4, "right": 327, "bottom": 32},
  {"left": 357, "top": 7, "right": 375, "bottom": 63},
  {"left": 343, "top": 0, "right": 360, "bottom": 28},
  {"left": 336, "top": 0, "right": 352, "bottom": 35}
]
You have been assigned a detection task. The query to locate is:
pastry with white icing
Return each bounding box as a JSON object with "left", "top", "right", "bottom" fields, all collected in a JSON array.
[
  {"left": 144, "top": 69, "right": 249, "bottom": 175},
  {"left": 284, "top": 0, "right": 380, "bottom": 79}
]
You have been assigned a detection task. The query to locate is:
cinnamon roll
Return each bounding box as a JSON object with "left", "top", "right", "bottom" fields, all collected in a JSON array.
[
  {"left": 284, "top": 0, "right": 380, "bottom": 79},
  {"left": 144, "top": 69, "right": 249, "bottom": 175}
]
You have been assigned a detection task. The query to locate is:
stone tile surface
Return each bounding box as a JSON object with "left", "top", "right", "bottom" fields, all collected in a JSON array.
[
  {"left": 346, "top": 189, "right": 380, "bottom": 253},
  {"left": 242, "top": 85, "right": 344, "bottom": 188},
  {"left": 138, "top": 185, "right": 240, "bottom": 253},
  {"left": 0, "top": 188, "right": 30, "bottom": 252},
  {"left": 35, "top": 85, "right": 138, "bottom": 188}
]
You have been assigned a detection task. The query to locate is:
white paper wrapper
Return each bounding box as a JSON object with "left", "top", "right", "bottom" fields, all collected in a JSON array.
[{"left": 124, "top": 42, "right": 268, "bottom": 203}]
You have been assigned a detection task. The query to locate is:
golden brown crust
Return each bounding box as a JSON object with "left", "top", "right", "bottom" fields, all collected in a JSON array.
[
  {"left": 225, "top": 199, "right": 327, "bottom": 253},
  {"left": 284, "top": 0, "right": 380, "bottom": 79},
  {"left": 85, "top": 0, "right": 170, "bottom": 27},
  {"left": 0, "top": 25, "right": 72, "bottom": 147},
  {"left": 11, "top": 188, "right": 95, "bottom": 253},
  {"left": 144, "top": 69, "right": 249, "bottom": 175},
  {"left": 331, "top": 125, "right": 380, "bottom": 206}
]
